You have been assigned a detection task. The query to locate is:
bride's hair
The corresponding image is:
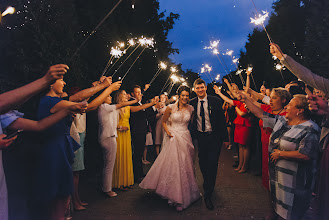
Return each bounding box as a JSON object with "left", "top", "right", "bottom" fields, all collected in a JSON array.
[{"left": 176, "top": 85, "right": 190, "bottom": 110}]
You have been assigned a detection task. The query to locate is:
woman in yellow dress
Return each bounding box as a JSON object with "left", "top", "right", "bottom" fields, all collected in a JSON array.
[{"left": 112, "top": 90, "right": 158, "bottom": 190}]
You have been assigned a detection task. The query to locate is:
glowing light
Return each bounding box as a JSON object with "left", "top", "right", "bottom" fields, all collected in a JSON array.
[
  {"left": 159, "top": 62, "right": 167, "bottom": 70},
  {"left": 164, "top": 92, "right": 168, "bottom": 96},
  {"left": 170, "top": 67, "right": 177, "bottom": 73},
  {"left": 118, "top": 42, "right": 125, "bottom": 48},
  {"left": 225, "top": 50, "right": 234, "bottom": 56},
  {"left": 247, "top": 67, "right": 253, "bottom": 72},
  {"left": 212, "top": 49, "right": 219, "bottom": 55},
  {"left": 232, "top": 58, "right": 239, "bottom": 64},
  {"left": 128, "top": 38, "right": 136, "bottom": 46},
  {"left": 180, "top": 77, "right": 185, "bottom": 82},
  {"left": 170, "top": 75, "right": 180, "bottom": 83},
  {"left": 182, "top": 82, "right": 188, "bottom": 86},
  {"left": 250, "top": 11, "right": 269, "bottom": 26},
  {"left": 138, "top": 37, "right": 147, "bottom": 46},
  {"left": 272, "top": 55, "right": 278, "bottom": 60},
  {"left": 236, "top": 69, "right": 243, "bottom": 75},
  {"left": 138, "top": 37, "right": 155, "bottom": 48},
  {"left": 110, "top": 47, "right": 124, "bottom": 58},
  {"left": 204, "top": 40, "right": 220, "bottom": 50},
  {"left": 275, "top": 64, "right": 283, "bottom": 70},
  {"left": 132, "top": 4, "right": 135, "bottom": 9},
  {"left": 2, "top": 7, "right": 15, "bottom": 17}
]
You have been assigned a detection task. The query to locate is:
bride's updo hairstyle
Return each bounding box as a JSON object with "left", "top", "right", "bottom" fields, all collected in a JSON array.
[{"left": 176, "top": 85, "right": 191, "bottom": 110}]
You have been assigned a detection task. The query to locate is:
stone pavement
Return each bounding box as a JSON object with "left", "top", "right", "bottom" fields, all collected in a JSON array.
[{"left": 72, "top": 146, "right": 275, "bottom": 220}]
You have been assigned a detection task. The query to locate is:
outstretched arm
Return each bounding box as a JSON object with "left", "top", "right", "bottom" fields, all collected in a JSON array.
[
  {"left": 236, "top": 91, "right": 264, "bottom": 119},
  {"left": 115, "top": 99, "right": 138, "bottom": 110},
  {"left": 270, "top": 43, "right": 329, "bottom": 96},
  {"left": 213, "top": 85, "right": 234, "bottom": 105},
  {"left": 130, "top": 96, "right": 159, "bottom": 112},
  {"left": 69, "top": 77, "right": 112, "bottom": 102},
  {"left": 8, "top": 103, "right": 87, "bottom": 131},
  {"left": 0, "top": 64, "right": 69, "bottom": 114}
]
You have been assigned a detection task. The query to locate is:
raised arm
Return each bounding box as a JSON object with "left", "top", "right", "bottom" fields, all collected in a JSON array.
[
  {"left": 69, "top": 76, "right": 112, "bottom": 102},
  {"left": 270, "top": 43, "right": 329, "bottom": 96},
  {"left": 223, "top": 78, "right": 239, "bottom": 98},
  {"left": 245, "top": 69, "right": 251, "bottom": 92},
  {"left": 87, "top": 81, "right": 121, "bottom": 111},
  {"left": 162, "top": 106, "right": 173, "bottom": 138},
  {"left": 213, "top": 85, "right": 234, "bottom": 105},
  {"left": 115, "top": 99, "right": 138, "bottom": 110},
  {"left": 237, "top": 91, "right": 264, "bottom": 119},
  {"left": 130, "top": 96, "right": 159, "bottom": 112},
  {"left": 0, "top": 64, "right": 69, "bottom": 114},
  {"left": 235, "top": 106, "right": 247, "bottom": 117},
  {"left": 8, "top": 103, "right": 87, "bottom": 131}
]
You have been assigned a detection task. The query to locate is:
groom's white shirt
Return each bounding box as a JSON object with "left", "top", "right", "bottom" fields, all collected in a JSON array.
[{"left": 197, "top": 95, "right": 212, "bottom": 132}]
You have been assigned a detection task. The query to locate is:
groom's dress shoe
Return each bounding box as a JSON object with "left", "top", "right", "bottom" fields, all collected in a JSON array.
[{"left": 204, "top": 197, "right": 214, "bottom": 210}]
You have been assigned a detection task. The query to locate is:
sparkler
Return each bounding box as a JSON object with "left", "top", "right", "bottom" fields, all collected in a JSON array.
[
  {"left": 106, "top": 39, "right": 135, "bottom": 75},
  {"left": 204, "top": 40, "right": 234, "bottom": 83},
  {"left": 71, "top": 0, "right": 124, "bottom": 60},
  {"left": 0, "top": 6, "right": 15, "bottom": 23},
  {"left": 160, "top": 66, "right": 178, "bottom": 95},
  {"left": 249, "top": 0, "right": 273, "bottom": 44},
  {"left": 275, "top": 63, "right": 285, "bottom": 84},
  {"left": 247, "top": 66, "right": 257, "bottom": 89},
  {"left": 120, "top": 47, "right": 146, "bottom": 81},
  {"left": 201, "top": 64, "right": 215, "bottom": 84},
  {"left": 149, "top": 62, "right": 167, "bottom": 85}
]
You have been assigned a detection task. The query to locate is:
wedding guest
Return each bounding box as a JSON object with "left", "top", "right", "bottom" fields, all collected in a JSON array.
[
  {"left": 129, "top": 85, "right": 158, "bottom": 183},
  {"left": 0, "top": 64, "right": 72, "bottom": 220},
  {"left": 98, "top": 94, "right": 138, "bottom": 197},
  {"left": 214, "top": 86, "right": 252, "bottom": 174},
  {"left": 239, "top": 92, "right": 320, "bottom": 220},
  {"left": 33, "top": 77, "right": 120, "bottom": 219},
  {"left": 246, "top": 87, "right": 291, "bottom": 189},
  {"left": 113, "top": 90, "right": 158, "bottom": 190}
]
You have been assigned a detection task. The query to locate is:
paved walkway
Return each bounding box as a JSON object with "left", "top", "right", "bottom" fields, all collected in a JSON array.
[{"left": 72, "top": 146, "right": 274, "bottom": 219}]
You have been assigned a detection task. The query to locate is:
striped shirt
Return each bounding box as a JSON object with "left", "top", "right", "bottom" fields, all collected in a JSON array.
[{"left": 262, "top": 112, "right": 320, "bottom": 219}]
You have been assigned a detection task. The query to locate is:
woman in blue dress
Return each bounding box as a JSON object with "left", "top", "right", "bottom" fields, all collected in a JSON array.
[{"left": 34, "top": 78, "right": 121, "bottom": 219}]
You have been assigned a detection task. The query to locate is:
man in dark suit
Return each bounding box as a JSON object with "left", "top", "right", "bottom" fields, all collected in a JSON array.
[
  {"left": 130, "top": 85, "right": 158, "bottom": 183},
  {"left": 190, "top": 78, "right": 229, "bottom": 210}
]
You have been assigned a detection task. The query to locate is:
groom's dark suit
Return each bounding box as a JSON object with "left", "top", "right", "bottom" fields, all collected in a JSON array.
[{"left": 190, "top": 95, "right": 228, "bottom": 199}]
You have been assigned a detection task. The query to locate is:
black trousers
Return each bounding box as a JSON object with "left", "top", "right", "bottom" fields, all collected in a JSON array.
[
  {"left": 131, "top": 132, "right": 146, "bottom": 181},
  {"left": 197, "top": 132, "right": 222, "bottom": 198}
]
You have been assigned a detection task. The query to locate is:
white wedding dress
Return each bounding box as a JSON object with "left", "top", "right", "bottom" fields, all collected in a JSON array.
[{"left": 140, "top": 103, "right": 200, "bottom": 209}]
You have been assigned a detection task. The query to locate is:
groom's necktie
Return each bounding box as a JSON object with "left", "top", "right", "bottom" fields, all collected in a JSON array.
[{"left": 200, "top": 100, "right": 206, "bottom": 132}]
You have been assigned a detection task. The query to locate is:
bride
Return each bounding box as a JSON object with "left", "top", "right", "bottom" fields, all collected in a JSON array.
[{"left": 140, "top": 85, "right": 200, "bottom": 211}]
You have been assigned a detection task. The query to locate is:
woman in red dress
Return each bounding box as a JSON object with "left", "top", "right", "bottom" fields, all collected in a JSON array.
[
  {"left": 248, "top": 87, "right": 291, "bottom": 189},
  {"left": 214, "top": 87, "right": 253, "bottom": 173}
]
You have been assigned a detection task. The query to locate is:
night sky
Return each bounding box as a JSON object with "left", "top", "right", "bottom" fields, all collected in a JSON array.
[{"left": 159, "top": 0, "right": 275, "bottom": 82}]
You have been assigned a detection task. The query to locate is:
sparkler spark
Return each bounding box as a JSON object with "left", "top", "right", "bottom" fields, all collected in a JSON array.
[
  {"left": 275, "top": 64, "right": 283, "bottom": 70},
  {"left": 110, "top": 47, "right": 124, "bottom": 58},
  {"left": 128, "top": 38, "right": 136, "bottom": 46},
  {"left": 250, "top": 10, "right": 269, "bottom": 26},
  {"left": 247, "top": 67, "right": 253, "bottom": 72},
  {"left": 138, "top": 37, "right": 155, "bottom": 48},
  {"left": 159, "top": 62, "right": 167, "bottom": 70},
  {"left": 225, "top": 50, "right": 234, "bottom": 56},
  {"left": 204, "top": 40, "right": 220, "bottom": 50},
  {"left": 170, "top": 75, "right": 179, "bottom": 83},
  {"left": 212, "top": 49, "right": 219, "bottom": 55},
  {"left": 232, "top": 58, "right": 239, "bottom": 64},
  {"left": 118, "top": 42, "right": 125, "bottom": 48},
  {"left": 170, "top": 67, "right": 177, "bottom": 73},
  {"left": 236, "top": 69, "right": 243, "bottom": 75}
]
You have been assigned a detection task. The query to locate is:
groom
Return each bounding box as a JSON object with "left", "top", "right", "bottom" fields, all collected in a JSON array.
[{"left": 190, "top": 78, "right": 228, "bottom": 210}]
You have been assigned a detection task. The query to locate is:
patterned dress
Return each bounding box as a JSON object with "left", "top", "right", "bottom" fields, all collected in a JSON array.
[{"left": 262, "top": 112, "right": 320, "bottom": 219}]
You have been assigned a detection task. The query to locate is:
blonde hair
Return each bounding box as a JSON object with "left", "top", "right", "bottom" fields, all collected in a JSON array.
[{"left": 293, "top": 94, "right": 311, "bottom": 119}]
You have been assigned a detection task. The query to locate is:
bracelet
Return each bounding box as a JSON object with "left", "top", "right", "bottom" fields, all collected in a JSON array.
[{"left": 278, "top": 151, "right": 281, "bottom": 158}]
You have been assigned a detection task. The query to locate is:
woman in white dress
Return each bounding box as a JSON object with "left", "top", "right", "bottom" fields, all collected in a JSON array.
[{"left": 140, "top": 86, "right": 200, "bottom": 211}]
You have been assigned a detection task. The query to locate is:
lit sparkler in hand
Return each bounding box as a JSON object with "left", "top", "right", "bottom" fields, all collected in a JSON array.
[
  {"left": 159, "top": 62, "right": 167, "bottom": 70},
  {"left": 149, "top": 61, "right": 168, "bottom": 85},
  {"left": 225, "top": 50, "right": 234, "bottom": 56}
]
